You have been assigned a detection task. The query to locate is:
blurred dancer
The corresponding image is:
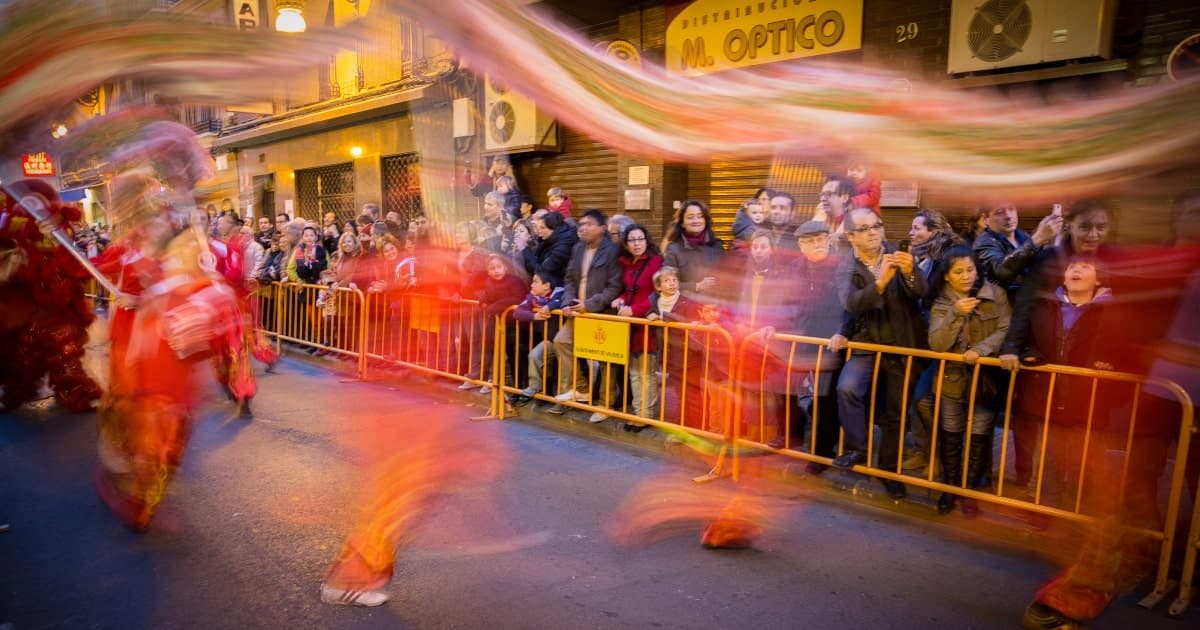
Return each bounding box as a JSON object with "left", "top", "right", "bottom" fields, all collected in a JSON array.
[
  {"left": 320, "top": 380, "right": 509, "bottom": 606},
  {"left": 211, "top": 212, "right": 277, "bottom": 414},
  {"left": 88, "top": 124, "right": 242, "bottom": 531}
]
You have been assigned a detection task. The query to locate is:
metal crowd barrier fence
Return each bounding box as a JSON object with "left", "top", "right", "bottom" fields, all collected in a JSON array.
[
  {"left": 729, "top": 332, "right": 1194, "bottom": 612},
  {"left": 262, "top": 281, "right": 369, "bottom": 378},
  {"left": 249, "top": 284, "right": 1200, "bottom": 615},
  {"left": 493, "top": 307, "right": 738, "bottom": 448},
  {"left": 1174, "top": 434, "right": 1200, "bottom": 617},
  {"left": 83, "top": 277, "right": 108, "bottom": 309},
  {"left": 360, "top": 290, "right": 489, "bottom": 388}
]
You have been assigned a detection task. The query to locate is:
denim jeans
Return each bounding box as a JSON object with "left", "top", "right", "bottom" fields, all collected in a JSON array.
[
  {"left": 939, "top": 397, "right": 995, "bottom": 435},
  {"left": 837, "top": 355, "right": 916, "bottom": 471}
]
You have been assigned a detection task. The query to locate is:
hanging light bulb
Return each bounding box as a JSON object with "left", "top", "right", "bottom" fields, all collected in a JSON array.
[{"left": 274, "top": 1, "right": 306, "bottom": 33}]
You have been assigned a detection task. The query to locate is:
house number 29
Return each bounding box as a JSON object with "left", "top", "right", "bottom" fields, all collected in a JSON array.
[{"left": 896, "top": 22, "right": 919, "bottom": 43}]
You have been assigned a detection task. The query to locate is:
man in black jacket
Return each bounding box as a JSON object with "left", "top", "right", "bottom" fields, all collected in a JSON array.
[
  {"left": 832, "top": 208, "right": 928, "bottom": 499},
  {"left": 972, "top": 201, "right": 1061, "bottom": 303}
]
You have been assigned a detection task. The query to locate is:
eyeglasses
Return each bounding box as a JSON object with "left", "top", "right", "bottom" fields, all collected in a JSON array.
[
  {"left": 850, "top": 222, "right": 885, "bottom": 234},
  {"left": 577, "top": 221, "right": 598, "bottom": 228}
]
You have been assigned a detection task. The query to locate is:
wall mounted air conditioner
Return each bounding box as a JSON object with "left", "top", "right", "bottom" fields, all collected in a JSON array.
[
  {"left": 483, "top": 75, "right": 558, "bottom": 154},
  {"left": 948, "top": 0, "right": 1116, "bottom": 74}
]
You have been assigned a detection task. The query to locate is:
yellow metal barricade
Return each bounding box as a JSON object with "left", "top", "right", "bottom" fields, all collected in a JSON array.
[
  {"left": 494, "top": 307, "right": 737, "bottom": 447},
  {"left": 83, "top": 277, "right": 107, "bottom": 311},
  {"left": 729, "top": 332, "right": 1194, "bottom": 608},
  {"left": 1172, "top": 421, "right": 1200, "bottom": 617},
  {"left": 271, "top": 281, "right": 368, "bottom": 376},
  {"left": 360, "top": 290, "right": 489, "bottom": 388}
]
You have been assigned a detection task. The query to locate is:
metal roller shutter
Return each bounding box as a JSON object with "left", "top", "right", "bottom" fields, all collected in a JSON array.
[
  {"left": 687, "top": 157, "right": 837, "bottom": 245},
  {"left": 513, "top": 126, "right": 619, "bottom": 215}
]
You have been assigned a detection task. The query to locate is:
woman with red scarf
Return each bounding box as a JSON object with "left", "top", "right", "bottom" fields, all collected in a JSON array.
[
  {"left": 662, "top": 200, "right": 725, "bottom": 301},
  {"left": 611, "top": 224, "right": 663, "bottom": 430}
]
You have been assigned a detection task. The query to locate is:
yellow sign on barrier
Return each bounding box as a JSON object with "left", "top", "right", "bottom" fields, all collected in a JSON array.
[
  {"left": 411, "top": 295, "right": 440, "bottom": 333},
  {"left": 574, "top": 317, "right": 630, "bottom": 365}
]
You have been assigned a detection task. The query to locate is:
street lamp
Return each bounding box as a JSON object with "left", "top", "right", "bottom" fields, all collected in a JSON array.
[
  {"left": 274, "top": 1, "right": 306, "bottom": 33},
  {"left": 51, "top": 123, "right": 68, "bottom": 139}
]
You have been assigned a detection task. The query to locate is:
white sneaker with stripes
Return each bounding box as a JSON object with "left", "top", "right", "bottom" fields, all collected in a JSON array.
[{"left": 320, "top": 583, "right": 390, "bottom": 607}]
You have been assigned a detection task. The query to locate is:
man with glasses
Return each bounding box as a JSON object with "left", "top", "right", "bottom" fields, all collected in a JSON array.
[
  {"left": 550, "top": 209, "right": 624, "bottom": 418},
  {"left": 832, "top": 208, "right": 928, "bottom": 500},
  {"left": 813, "top": 175, "right": 854, "bottom": 241}
]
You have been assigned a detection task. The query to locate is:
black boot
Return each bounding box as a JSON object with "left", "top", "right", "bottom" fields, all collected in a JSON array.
[
  {"left": 961, "top": 433, "right": 990, "bottom": 518},
  {"left": 975, "top": 428, "right": 994, "bottom": 488},
  {"left": 938, "top": 431, "right": 964, "bottom": 515}
]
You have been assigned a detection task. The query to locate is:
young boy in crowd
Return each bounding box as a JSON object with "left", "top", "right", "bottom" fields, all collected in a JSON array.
[
  {"left": 495, "top": 176, "right": 522, "bottom": 221},
  {"left": 546, "top": 187, "right": 573, "bottom": 219},
  {"left": 730, "top": 198, "right": 767, "bottom": 251},
  {"left": 846, "top": 157, "right": 881, "bottom": 216},
  {"left": 507, "top": 271, "right": 565, "bottom": 406}
]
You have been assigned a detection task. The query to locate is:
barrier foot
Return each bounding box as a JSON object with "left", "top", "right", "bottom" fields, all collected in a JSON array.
[
  {"left": 1138, "top": 580, "right": 1176, "bottom": 609},
  {"left": 470, "top": 403, "right": 511, "bottom": 421},
  {"left": 693, "top": 446, "right": 730, "bottom": 483},
  {"left": 1168, "top": 587, "right": 1193, "bottom": 618}
]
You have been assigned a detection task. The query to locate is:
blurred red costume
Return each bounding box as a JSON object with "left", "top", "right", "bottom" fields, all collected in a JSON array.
[
  {"left": 93, "top": 226, "right": 240, "bottom": 530},
  {"left": 210, "top": 231, "right": 275, "bottom": 404},
  {"left": 0, "top": 182, "right": 102, "bottom": 413}
]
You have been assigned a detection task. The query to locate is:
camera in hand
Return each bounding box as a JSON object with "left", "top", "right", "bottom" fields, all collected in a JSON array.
[{"left": 897, "top": 239, "right": 910, "bottom": 253}]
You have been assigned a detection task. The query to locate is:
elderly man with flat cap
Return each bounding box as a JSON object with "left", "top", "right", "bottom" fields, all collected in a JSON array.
[{"left": 764, "top": 220, "right": 852, "bottom": 475}]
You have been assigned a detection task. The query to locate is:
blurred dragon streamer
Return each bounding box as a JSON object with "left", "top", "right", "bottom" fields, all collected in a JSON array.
[
  {"left": 392, "top": 0, "right": 1200, "bottom": 200},
  {"left": 0, "top": 1, "right": 368, "bottom": 160},
  {"left": 606, "top": 426, "right": 787, "bottom": 550}
]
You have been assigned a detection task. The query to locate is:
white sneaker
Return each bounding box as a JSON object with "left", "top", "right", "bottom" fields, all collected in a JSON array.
[
  {"left": 320, "top": 583, "right": 390, "bottom": 607},
  {"left": 478, "top": 385, "right": 492, "bottom": 394},
  {"left": 588, "top": 412, "right": 609, "bottom": 423},
  {"left": 553, "top": 390, "right": 579, "bottom": 402},
  {"left": 457, "top": 381, "right": 476, "bottom": 391}
]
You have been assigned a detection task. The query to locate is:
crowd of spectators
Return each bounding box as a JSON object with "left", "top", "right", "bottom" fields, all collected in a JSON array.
[{"left": 234, "top": 160, "right": 1198, "bottom": 524}]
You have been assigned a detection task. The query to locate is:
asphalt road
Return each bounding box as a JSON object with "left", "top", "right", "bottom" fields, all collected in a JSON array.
[{"left": 0, "top": 336, "right": 1190, "bottom": 629}]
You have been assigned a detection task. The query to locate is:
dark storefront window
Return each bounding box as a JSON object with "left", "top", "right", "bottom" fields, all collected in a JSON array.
[
  {"left": 381, "top": 153, "right": 423, "bottom": 222},
  {"left": 296, "top": 163, "right": 356, "bottom": 223}
]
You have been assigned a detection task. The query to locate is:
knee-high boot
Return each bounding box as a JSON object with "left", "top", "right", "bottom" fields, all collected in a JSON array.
[
  {"left": 937, "top": 431, "right": 964, "bottom": 515},
  {"left": 961, "top": 433, "right": 991, "bottom": 518}
]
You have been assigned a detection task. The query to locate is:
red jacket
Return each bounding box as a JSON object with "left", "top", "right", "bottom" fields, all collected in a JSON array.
[
  {"left": 547, "top": 196, "right": 572, "bottom": 219},
  {"left": 617, "top": 253, "right": 663, "bottom": 353},
  {"left": 851, "top": 173, "right": 881, "bottom": 215}
]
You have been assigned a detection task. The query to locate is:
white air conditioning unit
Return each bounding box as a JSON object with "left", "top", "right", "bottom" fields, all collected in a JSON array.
[
  {"left": 947, "top": 0, "right": 1116, "bottom": 74},
  {"left": 483, "top": 75, "right": 558, "bottom": 154}
]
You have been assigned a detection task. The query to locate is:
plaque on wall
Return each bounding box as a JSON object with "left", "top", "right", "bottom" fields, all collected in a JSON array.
[
  {"left": 624, "top": 188, "right": 651, "bottom": 211},
  {"left": 880, "top": 180, "right": 920, "bottom": 208},
  {"left": 628, "top": 165, "right": 650, "bottom": 186}
]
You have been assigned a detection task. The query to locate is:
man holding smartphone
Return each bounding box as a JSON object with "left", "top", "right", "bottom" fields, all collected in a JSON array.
[
  {"left": 831, "top": 208, "right": 929, "bottom": 499},
  {"left": 973, "top": 201, "right": 1063, "bottom": 304}
]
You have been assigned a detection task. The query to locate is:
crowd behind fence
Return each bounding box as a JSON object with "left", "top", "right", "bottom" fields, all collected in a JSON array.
[{"left": 243, "top": 280, "right": 1198, "bottom": 617}]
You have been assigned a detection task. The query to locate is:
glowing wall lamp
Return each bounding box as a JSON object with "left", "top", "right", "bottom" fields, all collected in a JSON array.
[
  {"left": 349, "top": 146, "right": 364, "bottom": 158},
  {"left": 274, "top": 1, "right": 306, "bottom": 33}
]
